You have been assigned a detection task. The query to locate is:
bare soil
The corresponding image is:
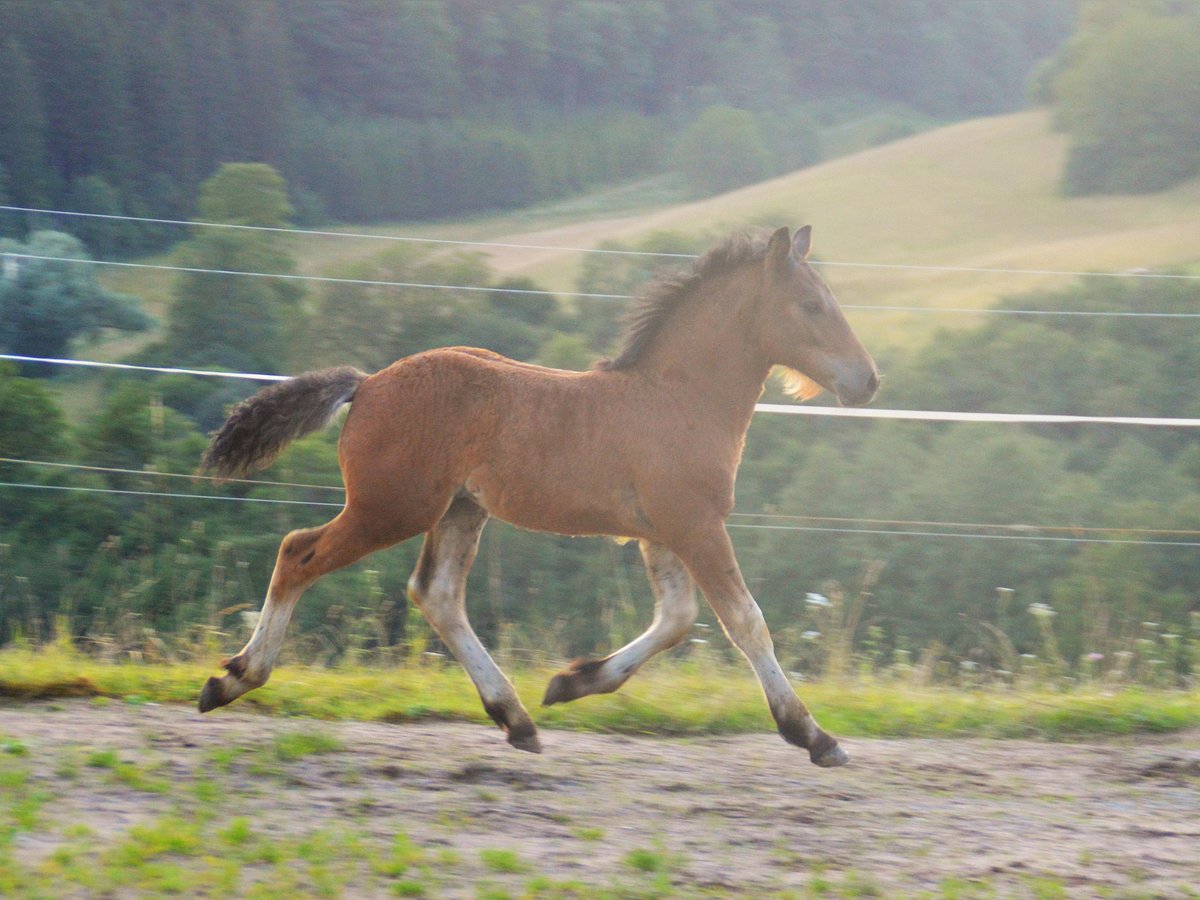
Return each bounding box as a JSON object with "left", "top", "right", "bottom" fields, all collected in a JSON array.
[{"left": 2, "top": 700, "right": 1199, "bottom": 897}]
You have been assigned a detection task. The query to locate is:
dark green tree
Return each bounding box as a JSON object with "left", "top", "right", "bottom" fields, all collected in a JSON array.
[
  {"left": 1053, "top": 11, "right": 1200, "bottom": 194},
  {"left": 0, "top": 230, "right": 148, "bottom": 363},
  {"left": 0, "top": 38, "right": 52, "bottom": 207},
  {"left": 165, "top": 164, "right": 300, "bottom": 373},
  {"left": 671, "top": 105, "right": 769, "bottom": 196}
]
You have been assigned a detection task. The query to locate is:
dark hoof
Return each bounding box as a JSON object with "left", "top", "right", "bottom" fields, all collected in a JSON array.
[
  {"left": 198, "top": 676, "right": 228, "bottom": 713},
  {"left": 507, "top": 726, "right": 543, "bottom": 754},
  {"left": 542, "top": 672, "right": 580, "bottom": 706},
  {"left": 811, "top": 743, "right": 850, "bottom": 768},
  {"left": 542, "top": 658, "right": 605, "bottom": 706}
]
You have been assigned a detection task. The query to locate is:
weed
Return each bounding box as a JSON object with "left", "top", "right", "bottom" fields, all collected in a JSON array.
[
  {"left": 220, "top": 817, "right": 253, "bottom": 846},
  {"left": 573, "top": 826, "right": 605, "bottom": 841},
  {"left": 481, "top": 848, "right": 527, "bottom": 874},
  {"left": 193, "top": 778, "right": 220, "bottom": 804},
  {"left": 113, "top": 761, "right": 171, "bottom": 793},
  {"left": 1025, "top": 876, "right": 1068, "bottom": 899},
  {"left": 393, "top": 881, "right": 428, "bottom": 896},
  {"left": 206, "top": 746, "right": 238, "bottom": 772},
  {"left": 85, "top": 749, "right": 170, "bottom": 792},
  {"left": 274, "top": 728, "right": 344, "bottom": 761},
  {"left": 86, "top": 748, "right": 120, "bottom": 768},
  {"left": 624, "top": 848, "right": 666, "bottom": 873},
  {"left": 373, "top": 832, "right": 425, "bottom": 878}
]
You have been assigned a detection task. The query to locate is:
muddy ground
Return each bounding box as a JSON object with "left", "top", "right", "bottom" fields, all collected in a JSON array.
[{"left": 1, "top": 700, "right": 1198, "bottom": 897}]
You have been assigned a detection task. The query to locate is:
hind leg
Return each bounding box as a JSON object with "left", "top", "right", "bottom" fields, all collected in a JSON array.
[
  {"left": 408, "top": 495, "right": 540, "bottom": 752},
  {"left": 199, "top": 509, "right": 386, "bottom": 712},
  {"left": 543, "top": 541, "right": 697, "bottom": 705}
]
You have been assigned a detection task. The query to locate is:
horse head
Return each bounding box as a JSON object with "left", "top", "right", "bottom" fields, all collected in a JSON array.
[{"left": 759, "top": 225, "right": 879, "bottom": 408}]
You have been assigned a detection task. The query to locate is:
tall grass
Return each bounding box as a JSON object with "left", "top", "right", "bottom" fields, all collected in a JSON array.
[
  {"left": 2, "top": 639, "right": 1197, "bottom": 741},
  {"left": 2, "top": 538, "right": 1197, "bottom": 741}
]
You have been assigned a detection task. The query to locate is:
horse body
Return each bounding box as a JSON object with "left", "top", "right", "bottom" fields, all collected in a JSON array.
[{"left": 198, "top": 225, "right": 878, "bottom": 766}]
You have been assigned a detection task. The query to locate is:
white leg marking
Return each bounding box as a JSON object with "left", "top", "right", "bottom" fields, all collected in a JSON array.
[
  {"left": 596, "top": 542, "right": 698, "bottom": 690},
  {"left": 410, "top": 499, "right": 538, "bottom": 750}
]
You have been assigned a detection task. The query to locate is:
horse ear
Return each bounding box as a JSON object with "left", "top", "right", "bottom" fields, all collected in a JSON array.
[
  {"left": 766, "top": 226, "right": 792, "bottom": 265},
  {"left": 793, "top": 225, "right": 813, "bottom": 260}
]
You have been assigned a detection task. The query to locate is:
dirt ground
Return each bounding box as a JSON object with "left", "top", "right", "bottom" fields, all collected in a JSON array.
[{"left": 2, "top": 700, "right": 1198, "bottom": 897}]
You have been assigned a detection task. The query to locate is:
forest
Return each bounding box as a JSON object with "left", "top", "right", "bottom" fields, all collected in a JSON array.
[
  {"left": 0, "top": 0, "right": 1077, "bottom": 252},
  {"left": 1, "top": 1, "right": 1199, "bottom": 686}
]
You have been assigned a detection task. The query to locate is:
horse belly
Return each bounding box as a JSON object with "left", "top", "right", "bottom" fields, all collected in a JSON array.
[{"left": 463, "top": 458, "right": 643, "bottom": 538}]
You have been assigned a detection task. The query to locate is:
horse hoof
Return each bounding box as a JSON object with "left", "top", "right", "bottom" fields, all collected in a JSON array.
[
  {"left": 542, "top": 672, "right": 578, "bottom": 706},
  {"left": 811, "top": 743, "right": 850, "bottom": 768},
  {"left": 507, "top": 727, "right": 543, "bottom": 754},
  {"left": 542, "top": 657, "right": 606, "bottom": 705},
  {"left": 197, "top": 676, "right": 228, "bottom": 713}
]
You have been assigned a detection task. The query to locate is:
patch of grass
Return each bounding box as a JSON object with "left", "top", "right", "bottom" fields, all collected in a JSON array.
[
  {"left": 220, "top": 817, "right": 253, "bottom": 847},
  {"left": 273, "top": 728, "right": 344, "bottom": 761},
  {"left": 624, "top": 848, "right": 666, "bottom": 873},
  {"left": 481, "top": 848, "right": 527, "bottom": 874},
  {"left": 392, "top": 880, "right": 428, "bottom": 896},
  {"left": 85, "top": 748, "right": 170, "bottom": 792},
  {"left": 106, "top": 816, "right": 203, "bottom": 868},
  {"left": 86, "top": 748, "right": 120, "bottom": 769},
  {"left": 373, "top": 832, "right": 425, "bottom": 878}
]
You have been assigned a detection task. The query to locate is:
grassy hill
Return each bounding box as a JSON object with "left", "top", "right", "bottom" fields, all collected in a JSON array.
[
  {"left": 467, "top": 109, "right": 1200, "bottom": 356},
  {"left": 93, "top": 109, "right": 1200, "bottom": 367}
]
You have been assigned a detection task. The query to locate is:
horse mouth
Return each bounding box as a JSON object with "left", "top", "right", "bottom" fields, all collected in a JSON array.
[{"left": 835, "top": 370, "right": 880, "bottom": 407}]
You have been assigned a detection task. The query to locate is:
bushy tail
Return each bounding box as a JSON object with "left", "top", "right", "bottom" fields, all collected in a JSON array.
[{"left": 201, "top": 366, "right": 367, "bottom": 479}]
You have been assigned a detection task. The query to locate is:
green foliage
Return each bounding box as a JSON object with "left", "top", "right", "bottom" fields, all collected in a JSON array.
[
  {"left": 273, "top": 729, "right": 344, "bottom": 762},
  {"left": 0, "top": 1, "right": 1073, "bottom": 229},
  {"left": 0, "top": 364, "right": 66, "bottom": 466},
  {"left": 0, "top": 231, "right": 148, "bottom": 360},
  {"left": 671, "top": 106, "right": 769, "bottom": 196},
  {"left": 297, "top": 244, "right": 554, "bottom": 371},
  {"left": 1051, "top": 8, "right": 1200, "bottom": 194},
  {"left": 164, "top": 164, "right": 301, "bottom": 372}
]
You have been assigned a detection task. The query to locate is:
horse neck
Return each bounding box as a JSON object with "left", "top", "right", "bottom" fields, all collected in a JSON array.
[{"left": 636, "top": 268, "right": 772, "bottom": 427}]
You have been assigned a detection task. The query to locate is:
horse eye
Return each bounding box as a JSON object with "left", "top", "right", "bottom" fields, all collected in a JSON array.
[{"left": 800, "top": 298, "right": 824, "bottom": 315}]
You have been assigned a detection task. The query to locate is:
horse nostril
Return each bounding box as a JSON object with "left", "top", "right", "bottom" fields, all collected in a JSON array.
[{"left": 866, "top": 370, "right": 880, "bottom": 395}]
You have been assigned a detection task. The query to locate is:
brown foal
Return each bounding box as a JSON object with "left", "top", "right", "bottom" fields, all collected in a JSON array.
[{"left": 198, "top": 225, "right": 878, "bottom": 766}]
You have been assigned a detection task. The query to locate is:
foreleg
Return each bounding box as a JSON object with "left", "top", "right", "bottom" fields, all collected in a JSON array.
[
  {"left": 681, "top": 524, "right": 848, "bottom": 767},
  {"left": 543, "top": 541, "right": 697, "bottom": 705}
]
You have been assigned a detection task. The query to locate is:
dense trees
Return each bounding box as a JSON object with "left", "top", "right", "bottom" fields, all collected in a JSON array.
[
  {"left": 0, "top": 1, "right": 1073, "bottom": 239},
  {"left": 2, "top": 239, "right": 1197, "bottom": 671},
  {"left": 1045, "top": 2, "right": 1200, "bottom": 194}
]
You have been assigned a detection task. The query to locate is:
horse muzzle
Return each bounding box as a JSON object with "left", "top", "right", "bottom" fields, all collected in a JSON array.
[{"left": 833, "top": 368, "right": 880, "bottom": 408}]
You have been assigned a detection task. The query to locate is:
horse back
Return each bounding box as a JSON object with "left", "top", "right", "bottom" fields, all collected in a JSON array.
[{"left": 338, "top": 347, "right": 735, "bottom": 541}]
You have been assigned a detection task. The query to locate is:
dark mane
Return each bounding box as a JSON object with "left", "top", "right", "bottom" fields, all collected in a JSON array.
[{"left": 596, "top": 229, "right": 772, "bottom": 371}]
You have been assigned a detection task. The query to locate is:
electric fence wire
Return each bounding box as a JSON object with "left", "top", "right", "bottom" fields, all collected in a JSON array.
[
  {"left": 4, "top": 203, "right": 1200, "bottom": 282},
  {"left": 3, "top": 478, "right": 1198, "bottom": 548},
  {"left": 5, "top": 251, "right": 1200, "bottom": 318}
]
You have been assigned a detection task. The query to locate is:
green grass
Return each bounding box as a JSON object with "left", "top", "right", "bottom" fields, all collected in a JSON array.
[
  {"left": 480, "top": 848, "right": 527, "bottom": 874},
  {"left": 272, "top": 728, "right": 344, "bottom": 761},
  {"left": 2, "top": 645, "right": 1197, "bottom": 741}
]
